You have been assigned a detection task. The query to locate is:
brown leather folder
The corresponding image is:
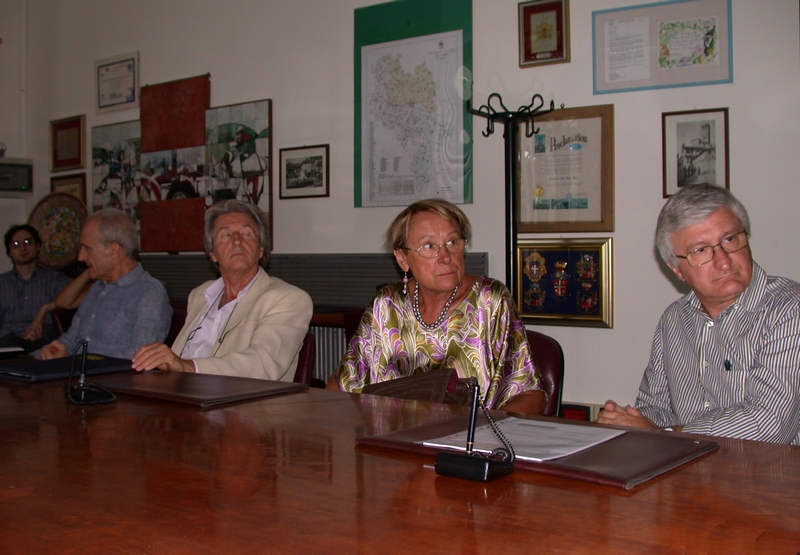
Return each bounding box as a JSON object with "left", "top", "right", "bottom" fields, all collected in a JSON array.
[
  {"left": 95, "top": 371, "right": 308, "bottom": 408},
  {"left": 356, "top": 415, "right": 719, "bottom": 490}
]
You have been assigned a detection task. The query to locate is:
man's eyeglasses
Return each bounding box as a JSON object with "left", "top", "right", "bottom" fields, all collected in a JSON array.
[
  {"left": 675, "top": 231, "right": 749, "bottom": 267},
  {"left": 11, "top": 238, "right": 34, "bottom": 248},
  {"left": 402, "top": 238, "right": 467, "bottom": 259}
]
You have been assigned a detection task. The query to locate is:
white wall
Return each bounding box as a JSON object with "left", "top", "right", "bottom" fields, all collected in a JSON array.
[{"left": 1, "top": 0, "right": 798, "bottom": 405}]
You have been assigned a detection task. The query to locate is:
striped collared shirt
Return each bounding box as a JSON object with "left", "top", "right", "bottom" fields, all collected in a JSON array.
[{"left": 636, "top": 262, "right": 800, "bottom": 445}]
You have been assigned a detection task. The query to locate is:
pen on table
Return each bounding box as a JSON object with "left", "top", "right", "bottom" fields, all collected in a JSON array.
[{"left": 724, "top": 360, "right": 732, "bottom": 371}]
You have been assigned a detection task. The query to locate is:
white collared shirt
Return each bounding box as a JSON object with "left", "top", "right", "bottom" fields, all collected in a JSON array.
[{"left": 182, "top": 273, "right": 259, "bottom": 361}]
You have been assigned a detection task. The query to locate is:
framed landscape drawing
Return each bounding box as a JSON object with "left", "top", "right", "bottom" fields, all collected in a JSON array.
[
  {"left": 279, "top": 144, "right": 330, "bottom": 199},
  {"left": 51, "top": 173, "right": 87, "bottom": 204}
]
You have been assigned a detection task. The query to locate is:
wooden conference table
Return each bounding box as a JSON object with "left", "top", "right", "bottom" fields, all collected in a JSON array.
[{"left": 1, "top": 378, "right": 799, "bottom": 554}]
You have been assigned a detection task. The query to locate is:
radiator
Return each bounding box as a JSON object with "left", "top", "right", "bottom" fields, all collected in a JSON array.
[{"left": 310, "top": 326, "right": 346, "bottom": 382}]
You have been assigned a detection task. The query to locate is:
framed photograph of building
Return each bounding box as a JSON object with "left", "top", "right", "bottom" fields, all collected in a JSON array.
[
  {"left": 519, "top": 0, "right": 570, "bottom": 68},
  {"left": 516, "top": 237, "right": 613, "bottom": 328},
  {"left": 662, "top": 108, "right": 729, "bottom": 197},
  {"left": 279, "top": 144, "right": 330, "bottom": 199}
]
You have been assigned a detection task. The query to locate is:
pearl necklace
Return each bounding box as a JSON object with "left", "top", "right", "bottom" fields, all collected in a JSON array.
[{"left": 413, "top": 281, "right": 461, "bottom": 330}]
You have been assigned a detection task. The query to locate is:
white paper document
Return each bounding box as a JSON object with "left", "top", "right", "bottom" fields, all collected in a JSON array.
[{"left": 423, "top": 417, "right": 626, "bottom": 462}]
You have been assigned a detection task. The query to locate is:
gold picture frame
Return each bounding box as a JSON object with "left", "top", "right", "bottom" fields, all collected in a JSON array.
[{"left": 516, "top": 237, "right": 613, "bottom": 328}]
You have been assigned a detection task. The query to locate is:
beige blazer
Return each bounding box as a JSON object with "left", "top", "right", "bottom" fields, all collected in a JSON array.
[{"left": 171, "top": 268, "right": 313, "bottom": 381}]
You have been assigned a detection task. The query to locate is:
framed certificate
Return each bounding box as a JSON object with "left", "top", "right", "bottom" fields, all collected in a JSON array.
[{"left": 517, "top": 104, "right": 614, "bottom": 233}]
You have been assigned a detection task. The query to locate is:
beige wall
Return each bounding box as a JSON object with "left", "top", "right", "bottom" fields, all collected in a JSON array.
[{"left": 1, "top": 0, "right": 798, "bottom": 405}]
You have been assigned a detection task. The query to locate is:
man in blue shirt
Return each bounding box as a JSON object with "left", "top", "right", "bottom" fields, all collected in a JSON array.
[
  {"left": 0, "top": 224, "right": 71, "bottom": 351},
  {"left": 39, "top": 209, "right": 172, "bottom": 360}
]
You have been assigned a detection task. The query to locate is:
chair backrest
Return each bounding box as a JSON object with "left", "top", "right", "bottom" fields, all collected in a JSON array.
[
  {"left": 526, "top": 329, "right": 564, "bottom": 417},
  {"left": 343, "top": 307, "right": 367, "bottom": 346},
  {"left": 166, "top": 306, "right": 188, "bottom": 346},
  {"left": 293, "top": 331, "right": 316, "bottom": 385},
  {"left": 51, "top": 307, "right": 77, "bottom": 337}
]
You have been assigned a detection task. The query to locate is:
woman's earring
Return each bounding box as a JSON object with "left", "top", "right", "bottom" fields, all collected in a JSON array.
[{"left": 402, "top": 272, "right": 409, "bottom": 295}]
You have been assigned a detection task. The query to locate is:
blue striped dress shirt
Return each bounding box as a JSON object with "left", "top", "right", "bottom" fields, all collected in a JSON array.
[
  {"left": 636, "top": 262, "right": 800, "bottom": 445},
  {"left": 0, "top": 266, "right": 71, "bottom": 342}
]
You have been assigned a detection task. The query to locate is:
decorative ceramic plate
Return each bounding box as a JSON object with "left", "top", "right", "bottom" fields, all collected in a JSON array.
[{"left": 27, "top": 193, "right": 87, "bottom": 269}]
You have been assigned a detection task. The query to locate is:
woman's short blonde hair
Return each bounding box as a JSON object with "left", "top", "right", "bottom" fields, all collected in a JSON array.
[{"left": 385, "top": 198, "right": 472, "bottom": 251}]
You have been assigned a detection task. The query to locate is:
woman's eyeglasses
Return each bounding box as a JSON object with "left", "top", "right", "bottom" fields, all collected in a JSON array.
[{"left": 402, "top": 238, "right": 467, "bottom": 259}]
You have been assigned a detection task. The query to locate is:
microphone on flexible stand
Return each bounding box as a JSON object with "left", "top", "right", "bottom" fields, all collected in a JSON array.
[
  {"left": 434, "top": 377, "right": 515, "bottom": 482},
  {"left": 65, "top": 340, "right": 117, "bottom": 405}
]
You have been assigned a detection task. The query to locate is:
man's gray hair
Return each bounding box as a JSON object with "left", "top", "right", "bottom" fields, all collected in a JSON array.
[
  {"left": 86, "top": 208, "right": 139, "bottom": 259},
  {"left": 204, "top": 200, "right": 270, "bottom": 266},
  {"left": 656, "top": 184, "right": 750, "bottom": 266}
]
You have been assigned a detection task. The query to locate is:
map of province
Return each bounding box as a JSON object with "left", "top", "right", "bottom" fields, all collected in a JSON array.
[
  {"left": 370, "top": 54, "right": 440, "bottom": 193},
  {"left": 360, "top": 30, "right": 464, "bottom": 207}
]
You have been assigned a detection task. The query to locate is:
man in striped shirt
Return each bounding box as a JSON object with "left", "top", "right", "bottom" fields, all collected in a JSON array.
[{"left": 598, "top": 185, "right": 800, "bottom": 444}]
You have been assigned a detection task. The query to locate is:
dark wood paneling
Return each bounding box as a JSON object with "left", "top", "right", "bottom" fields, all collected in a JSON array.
[{"left": 141, "top": 252, "right": 489, "bottom": 308}]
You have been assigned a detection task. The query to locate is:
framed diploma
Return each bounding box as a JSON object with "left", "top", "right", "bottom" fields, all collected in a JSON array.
[
  {"left": 592, "top": 0, "right": 732, "bottom": 95},
  {"left": 517, "top": 104, "right": 614, "bottom": 233},
  {"left": 519, "top": 0, "right": 570, "bottom": 68},
  {"left": 50, "top": 115, "right": 86, "bottom": 172},
  {"left": 95, "top": 52, "right": 140, "bottom": 114}
]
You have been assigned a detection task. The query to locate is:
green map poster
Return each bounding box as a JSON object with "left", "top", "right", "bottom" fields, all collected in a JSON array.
[{"left": 354, "top": 0, "right": 472, "bottom": 207}]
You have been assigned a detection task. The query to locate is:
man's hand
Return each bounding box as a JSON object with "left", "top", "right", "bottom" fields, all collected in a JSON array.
[
  {"left": 21, "top": 319, "right": 44, "bottom": 341},
  {"left": 40, "top": 340, "right": 68, "bottom": 360},
  {"left": 596, "top": 399, "right": 658, "bottom": 429},
  {"left": 131, "top": 343, "right": 194, "bottom": 373}
]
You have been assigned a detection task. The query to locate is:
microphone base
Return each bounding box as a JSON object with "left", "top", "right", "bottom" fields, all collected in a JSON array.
[
  {"left": 435, "top": 452, "right": 514, "bottom": 482},
  {"left": 66, "top": 383, "right": 117, "bottom": 405}
]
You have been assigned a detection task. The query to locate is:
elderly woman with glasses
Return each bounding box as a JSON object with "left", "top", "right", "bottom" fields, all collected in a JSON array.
[
  {"left": 132, "top": 200, "right": 313, "bottom": 381},
  {"left": 327, "top": 199, "right": 545, "bottom": 414}
]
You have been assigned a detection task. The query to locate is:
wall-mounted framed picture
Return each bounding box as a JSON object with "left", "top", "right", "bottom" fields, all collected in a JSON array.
[
  {"left": 95, "top": 51, "right": 140, "bottom": 114},
  {"left": 519, "top": 0, "right": 570, "bottom": 68},
  {"left": 517, "top": 104, "right": 614, "bottom": 233},
  {"left": 50, "top": 173, "right": 86, "bottom": 205},
  {"left": 50, "top": 115, "right": 86, "bottom": 172},
  {"left": 662, "top": 108, "right": 729, "bottom": 198},
  {"left": 516, "top": 237, "right": 613, "bottom": 328},
  {"left": 279, "top": 144, "right": 330, "bottom": 199},
  {"left": 592, "top": 0, "right": 732, "bottom": 95}
]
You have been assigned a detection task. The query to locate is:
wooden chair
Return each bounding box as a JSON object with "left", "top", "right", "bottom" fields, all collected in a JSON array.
[
  {"left": 526, "top": 329, "right": 564, "bottom": 417},
  {"left": 293, "top": 331, "right": 316, "bottom": 386}
]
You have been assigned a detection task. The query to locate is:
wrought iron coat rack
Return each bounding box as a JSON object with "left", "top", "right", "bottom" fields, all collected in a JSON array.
[{"left": 467, "top": 93, "right": 555, "bottom": 295}]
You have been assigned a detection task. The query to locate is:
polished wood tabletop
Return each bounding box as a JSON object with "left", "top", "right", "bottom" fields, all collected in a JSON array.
[{"left": 1, "top": 378, "right": 799, "bottom": 554}]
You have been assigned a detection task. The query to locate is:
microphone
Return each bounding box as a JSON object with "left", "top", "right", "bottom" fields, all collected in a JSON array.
[
  {"left": 65, "top": 340, "right": 117, "bottom": 405},
  {"left": 434, "top": 377, "right": 514, "bottom": 482}
]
